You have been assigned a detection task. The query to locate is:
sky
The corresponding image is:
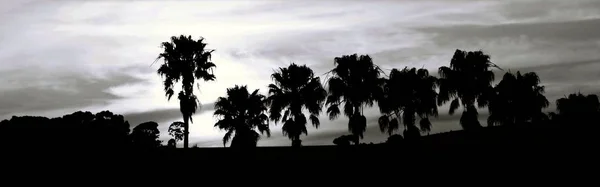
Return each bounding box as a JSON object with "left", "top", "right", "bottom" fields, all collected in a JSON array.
[{"left": 1, "top": 0, "right": 600, "bottom": 147}]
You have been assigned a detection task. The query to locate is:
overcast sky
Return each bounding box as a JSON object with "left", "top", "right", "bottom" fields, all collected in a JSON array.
[{"left": 1, "top": 0, "right": 600, "bottom": 147}]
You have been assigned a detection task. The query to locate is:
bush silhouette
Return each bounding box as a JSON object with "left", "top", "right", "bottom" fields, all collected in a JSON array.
[
  {"left": 333, "top": 135, "right": 358, "bottom": 146},
  {"left": 131, "top": 121, "right": 161, "bottom": 149},
  {"left": 168, "top": 121, "right": 185, "bottom": 146}
]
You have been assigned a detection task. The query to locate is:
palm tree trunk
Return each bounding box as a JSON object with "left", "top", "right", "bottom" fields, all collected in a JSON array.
[
  {"left": 292, "top": 136, "right": 301, "bottom": 147},
  {"left": 183, "top": 116, "right": 189, "bottom": 149}
]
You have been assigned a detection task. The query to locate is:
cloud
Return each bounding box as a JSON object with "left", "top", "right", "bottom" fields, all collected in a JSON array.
[
  {"left": 0, "top": 72, "right": 144, "bottom": 118},
  {"left": 123, "top": 102, "right": 215, "bottom": 127},
  {"left": 418, "top": 18, "right": 600, "bottom": 44},
  {"left": 499, "top": 0, "right": 600, "bottom": 22}
]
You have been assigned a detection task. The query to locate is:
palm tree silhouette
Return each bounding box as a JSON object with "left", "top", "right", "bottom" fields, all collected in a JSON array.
[
  {"left": 155, "top": 35, "right": 216, "bottom": 148},
  {"left": 438, "top": 49, "right": 500, "bottom": 130},
  {"left": 214, "top": 85, "right": 271, "bottom": 148},
  {"left": 550, "top": 93, "right": 600, "bottom": 128},
  {"left": 325, "top": 54, "right": 384, "bottom": 141},
  {"left": 378, "top": 67, "right": 438, "bottom": 139},
  {"left": 266, "top": 63, "right": 327, "bottom": 147},
  {"left": 487, "top": 71, "right": 549, "bottom": 126}
]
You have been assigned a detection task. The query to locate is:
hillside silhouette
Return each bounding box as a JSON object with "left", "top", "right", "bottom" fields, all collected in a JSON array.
[{"left": 1, "top": 35, "right": 599, "bottom": 161}]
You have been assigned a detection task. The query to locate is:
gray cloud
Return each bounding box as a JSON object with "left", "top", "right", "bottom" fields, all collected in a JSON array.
[
  {"left": 123, "top": 102, "right": 215, "bottom": 127},
  {"left": 0, "top": 72, "right": 144, "bottom": 118},
  {"left": 418, "top": 18, "right": 600, "bottom": 44},
  {"left": 499, "top": 0, "right": 600, "bottom": 21}
]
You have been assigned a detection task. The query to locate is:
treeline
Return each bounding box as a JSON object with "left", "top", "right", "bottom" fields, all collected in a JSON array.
[{"left": 0, "top": 111, "right": 164, "bottom": 149}]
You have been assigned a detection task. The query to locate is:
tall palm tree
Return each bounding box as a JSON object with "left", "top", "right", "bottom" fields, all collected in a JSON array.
[
  {"left": 325, "top": 54, "right": 384, "bottom": 141},
  {"left": 155, "top": 35, "right": 216, "bottom": 148},
  {"left": 378, "top": 67, "right": 438, "bottom": 139},
  {"left": 267, "top": 63, "right": 327, "bottom": 147},
  {"left": 438, "top": 49, "right": 500, "bottom": 130},
  {"left": 214, "top": 85, "right": 271, "bottom": 148},
  {"left": 487, "top": 71, "right": 549, "bottom": 126}
]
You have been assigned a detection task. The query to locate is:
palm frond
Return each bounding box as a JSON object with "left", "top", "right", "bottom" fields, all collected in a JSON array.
[
  {"left": 223, "top": 130, "right": 233, "bottom": 147},
  {"left": 388, "top": 117, "right": 399, "bottom": 136},
  {"left": 309, "top": 114, "right": 320, "bottom": 128},
  {"left": 327, "top": 104, "right": 341, "bottom": 120},
  {"left": 449, "top": 98, "right": 460, "bottom": 115},
  {"left": 378, "top": 115, "right": 389, "bottom": 133},
  {"left": 419, "top": 118, "right": 432, "bottom": 133}
]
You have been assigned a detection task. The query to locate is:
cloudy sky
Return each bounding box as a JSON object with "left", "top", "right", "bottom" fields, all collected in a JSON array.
[{"left": 1, "top": 0, "right": 600, "bottom": 147}]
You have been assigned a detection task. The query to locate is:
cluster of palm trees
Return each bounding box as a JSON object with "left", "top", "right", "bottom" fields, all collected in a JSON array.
[{"left": 155, "top": 35, "right": 592, "bottom": 148}]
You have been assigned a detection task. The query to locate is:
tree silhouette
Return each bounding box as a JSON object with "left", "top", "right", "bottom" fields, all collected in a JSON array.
[
  {"left": 131, "top": 121, "right": 161, "bottom": 149},
  {"left": 438, "top": 49, "right": 500, "bottom": 130},
  {"left": 156, "top": 35, "right": 216, "bottom": 148},
  {"left": 487, "top": 71, "right": 549, "bottom": 126},
  {"left": 214, "top": 85, "right": 271, "bottom": 148},
  {"left": 325, "top": 54, "right": 384, "bottom": 142},
  {"left": 549, "top": 93, "right": 600, "bottom": 128},
  {"left": 168, "top": 121, "right": 185, "bottom": 146},
  {"left": 89, "top": 111, "right": 132, "bottom": 148},
  {"left": 167, "top": 139, "right": 177, "bottom": 148},
  {"left": 378, "top": 67, "right": 438, "bottom": 139},
  {"left": 0, "top": 110, "right": 131, "bottom": 149},
  {"left": 333, "top": 135, "right": 358, "bottom": 146},
  {"left": 267, "top": 63, "right": 327, "bottom": 147},
  {"left": 386, "top": 134, "right": 404, "bottom": 145}
]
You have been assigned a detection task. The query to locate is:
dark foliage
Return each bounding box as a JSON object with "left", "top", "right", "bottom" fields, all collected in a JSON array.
[
  {"left": 131, "top": 121, "right": 161, "bottom": 149},
  {"left": 385, "top": 134, "right": 404, "bottom": 145},
  {"left": 487, "top": 71, "right": 549, "bottom": 126},
  {"left": 168, "top": 121, "right": 185, "bottom": 144},
  {"left": 167, "top": 139, "right": 177, "bottom": 148},
  {"left": 0, "top": 111, "right": 130, "bottom": 149},
  {"left": 333, "top": 135, "right": 359, "bottom": 146},
  {"left": 549, "top": 93, "right": 600, "bottom": 130}
]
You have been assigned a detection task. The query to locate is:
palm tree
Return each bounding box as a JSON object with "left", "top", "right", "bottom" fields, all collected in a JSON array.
[
  {"left": 549, "top": 93, "right": 600, "bottom": 128},
  {"left": 487, "top": 71, "right": 549, "bottom": 126},
  {"left": 378, "top": 67, "right": 438, "bottom": 140},
  {"left": 325, "top": 54, "right": 384, "bottom": 141},
  {"left": 267, "top": 63, "right": 327, "bottom": 147},
  {"left": 214, "top": 85, "right": 271, "bottom": 148},
  {"left": 438, "top": 49, "right": 500, "bottom": 130},
  {"left": 155, "top": 35, "right": 216, "bottom": 148}
]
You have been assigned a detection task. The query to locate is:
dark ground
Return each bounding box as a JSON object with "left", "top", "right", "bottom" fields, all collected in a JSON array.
[{"left": 2, "top": 125, "right": 597, "bottom": 165}]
